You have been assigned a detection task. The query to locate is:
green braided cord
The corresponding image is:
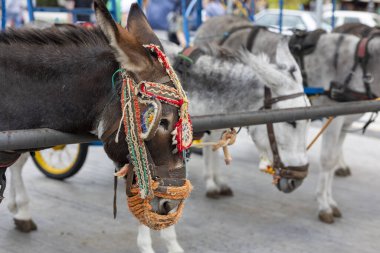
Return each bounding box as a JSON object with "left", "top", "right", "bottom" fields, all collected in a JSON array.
[
  {"left": 138, "top": 146, "right": 150, "bottom": 196},
  {"left": 127, "top": 135, "right": 146, "bottom": 196},
  {"left": 177, "top": 53, "right": 194, "bottom": 64},
  {"left": 112, "top": 68, "right": 125, "bottom": 90},
  {"left": 123, "top": 81, "right": 151, "bottom": 198}
]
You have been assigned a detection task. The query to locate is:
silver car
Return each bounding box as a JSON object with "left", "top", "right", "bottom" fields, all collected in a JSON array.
[{"left": 254, "top": 9, "right": 331, "bottom": 34}]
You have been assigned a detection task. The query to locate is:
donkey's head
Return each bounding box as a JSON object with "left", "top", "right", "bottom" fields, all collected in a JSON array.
[
  {"left": 248, "top": 39, "right": 310, "bottom": 193},
  {"left": 94, "top": 1, "right": 192, "bottom": 229}
]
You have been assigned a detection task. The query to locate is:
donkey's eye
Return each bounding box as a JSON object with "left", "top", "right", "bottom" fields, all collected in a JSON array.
[
  {"left": 288, "top": 65, "right": 297, "bottom": 80},
  {"left": 149, "top": 50, "right": 158, "bottom": 58},
  {"left": 287, "top": 121, "right": 297, "bottom": 128},
  {"left": 159, "top": 119, "right": 170, "bottom": 130}
]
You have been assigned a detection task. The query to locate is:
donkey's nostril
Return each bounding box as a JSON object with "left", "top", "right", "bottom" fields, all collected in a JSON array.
[
  {"left": 163, "top": 201, "right": 172, "bottom": 213},
  {"left": 159, "top": 199, "right": 180, "bottom": 215},
  {"left": 289, "top": 179, "right": 296, "bottom": 189},
  {"left": 164, "top": 201, "right": 176, "bottom": 213}
]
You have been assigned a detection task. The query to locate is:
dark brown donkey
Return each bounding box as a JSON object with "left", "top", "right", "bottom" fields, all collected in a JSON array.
[{"left": 0, "top": 0, "right": 191, "bottom": 230}]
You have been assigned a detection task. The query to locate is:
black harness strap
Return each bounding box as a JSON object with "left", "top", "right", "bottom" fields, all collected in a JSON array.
[
  {"left": 246, "top": 26, "right": 266, "bottom": 50},
  {"left": 113, "top": 168, "right": 118, "bottom": 219},
  {"left": 289, "top": 29, "right": 326, "bottom": 87},
  {"left": 333, "top": 35, "right": 345, "bottom": 70},
  {"left": 218, "top": 25, "right": 255, "bottom": 45},
  {"left": 0, "top": 151, "right": 20, "bottom": 203},
  {"left": 0, "top": 168, "right": 7, "bottom": 203},
  {"left": 356, "top": 35, "right": 377, "bottom": 100},
  {"left": 173, "top": 47, "right": 204, "bottom": 83},
  {"left": 329, "top": 33, "right": 379, "bottom": 102}
]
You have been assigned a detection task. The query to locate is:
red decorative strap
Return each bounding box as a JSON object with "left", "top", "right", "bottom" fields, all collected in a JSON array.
[{"left": 357, "top": 38, "right": 369, "bottom": 59}]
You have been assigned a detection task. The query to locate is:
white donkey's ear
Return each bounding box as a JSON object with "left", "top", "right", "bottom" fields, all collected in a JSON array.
[{"left": 275, "top": 37, "right": 303, "bottom": 85}]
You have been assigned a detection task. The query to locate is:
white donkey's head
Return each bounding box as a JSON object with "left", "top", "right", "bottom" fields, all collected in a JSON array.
[{"left": 247, "top": 38, "right": 310, "bottom": 193}]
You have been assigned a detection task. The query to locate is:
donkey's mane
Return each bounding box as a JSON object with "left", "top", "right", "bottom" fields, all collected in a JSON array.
[
  {"left": 201, "top": 44, "right": 270, "bottom": 67},
  {"left": 0, "top": 26, "right": 108, "bottom": 47},
  {"left": 201, "top": 44, "right": 245, "bottom": 63}
]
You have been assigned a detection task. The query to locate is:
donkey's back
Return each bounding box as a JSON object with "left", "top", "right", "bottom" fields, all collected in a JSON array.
[{"left": 0, "top": 27, "right": 118, "bottom": 132}]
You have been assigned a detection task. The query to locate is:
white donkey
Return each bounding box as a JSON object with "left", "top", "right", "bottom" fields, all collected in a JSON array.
[
  {"left": 6, "top": 40, "right": 310, "bottom": 253},
  {"left": 194, "top": 15, "right": 380, "bottom": 223}
]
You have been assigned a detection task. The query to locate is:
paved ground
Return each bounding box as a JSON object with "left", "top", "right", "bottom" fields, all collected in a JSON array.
[{"left": 1, "top": 123, "right": 380, "bottom": 253}]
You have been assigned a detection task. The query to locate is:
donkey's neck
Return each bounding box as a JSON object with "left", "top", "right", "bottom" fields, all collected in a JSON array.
[{"left": 183, "top": 54, "right": 265, "bottom": 115}]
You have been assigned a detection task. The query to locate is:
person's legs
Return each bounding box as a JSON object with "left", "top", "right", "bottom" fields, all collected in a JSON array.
[{"left": 7, "top": 12, "right": 22, "bottom": 28}]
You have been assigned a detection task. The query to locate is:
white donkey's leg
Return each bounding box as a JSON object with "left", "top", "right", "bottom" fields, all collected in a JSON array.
[
  {"left": 327, "top": 127, "right": 347, "bottom": 218},
  {"left": 137, "top": 224, "right": 155, "bottom": 253},
  {"left": 203, "top": 130, "right": 224, "bottom": 198},
  {"left": 317, "top": 117, "right": 344, "bottom": 224},
  {"left": 212, "top": 133, "right": 233, "bottom": 196},
  {"left": 326, "top": 165, "right": 342, "bottom": 218},
  {"left": 334, "top": 130, "right": 351, "bottom": 177},
  {"left": 7, "top": 164, "right": 18, "bottom": 214},
  {"left": 8, "top": 153, "right": 37, "bottom": 232},
  {"left": 160, "top": 226, "right": 184, "bottom": 253}
]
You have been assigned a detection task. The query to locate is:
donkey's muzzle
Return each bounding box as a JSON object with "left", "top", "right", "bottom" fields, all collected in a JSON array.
[{"left": 276, "top": 164, "right": 309, "bottom": 193}]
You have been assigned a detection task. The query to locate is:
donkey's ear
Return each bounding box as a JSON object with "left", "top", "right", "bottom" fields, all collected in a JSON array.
[
  {"left": 94, "top": 0, "right": 119, "bottom": 43},
  {"left": 127, "top": 3, "right": 163, "bottom": 48},
  {"left": 94, "top": 0, "right": 149, "bottom": 69}
]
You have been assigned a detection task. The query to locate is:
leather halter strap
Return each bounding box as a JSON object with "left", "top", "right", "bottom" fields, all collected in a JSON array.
[
  {"left": 263, "top": 87, "right": 308, "bottom": 180},
  {"left": 264, "top": 90, "right": 305, "bottom": 108},
  {"left": 264, "top": 88, "right": 284, "bottom": 169}
]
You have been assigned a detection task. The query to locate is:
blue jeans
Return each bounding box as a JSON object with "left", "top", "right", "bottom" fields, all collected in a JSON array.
[{"left": 7, "top": 12, "right": 22, "bottom": 28}]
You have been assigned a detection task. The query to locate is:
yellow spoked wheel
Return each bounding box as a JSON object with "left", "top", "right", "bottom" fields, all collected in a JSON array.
[
  {"left": 190, "top": 140, "right": 203, "bottom": 155},
  {"left": 32, "top": 143, "right": 89, "bottom": 180}
]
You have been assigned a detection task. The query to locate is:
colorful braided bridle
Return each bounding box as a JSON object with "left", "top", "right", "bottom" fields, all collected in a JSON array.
[{"left": 119, "top": 44, "right": 193, "bottom": 199}]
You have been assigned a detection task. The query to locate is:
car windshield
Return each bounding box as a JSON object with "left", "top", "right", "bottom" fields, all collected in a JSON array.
[
  {"left": 373, "top": 16, "right": 380, "bottom": 26},
  {"left": 255, "top": 13, "right": 306, "bottom": 30}
]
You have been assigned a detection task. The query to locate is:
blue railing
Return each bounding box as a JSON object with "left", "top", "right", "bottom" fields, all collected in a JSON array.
[
  {"left": 27, "top": 0, "right": 118, "bottom": 23},
  {"left": 278, "top": 0, "right": 284, "bottom": 33},
  {"left": 249, "top": 0, "right": 255, "bottom": 21},
  {"left": 331, "top": 0, "right": 336, "bottom": 29},
  {"left": 182, "top": 0, "right": 203, "bottom": 47},
  {"left": 1, "top": 0, "right": 6, "bottom": 30}
]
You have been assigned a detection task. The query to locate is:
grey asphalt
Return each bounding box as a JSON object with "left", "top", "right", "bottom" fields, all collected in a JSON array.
[{"left": 0, "top": 125, "right": 379, "bottom": 253}]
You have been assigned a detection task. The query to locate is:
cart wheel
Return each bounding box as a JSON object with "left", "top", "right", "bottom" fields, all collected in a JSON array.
[
  {"left": 190, "top": 140, "right": 203, "bottom": 155},
  {"left": 32, "top": 143, "right": 89, "bottom": 180}
]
